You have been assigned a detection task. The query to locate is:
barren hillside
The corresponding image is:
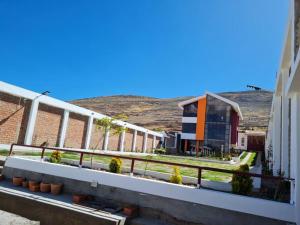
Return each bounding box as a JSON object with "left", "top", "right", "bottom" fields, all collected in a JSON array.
[{"left": 71, "top": 90, "right": 273, "bottom": 132}]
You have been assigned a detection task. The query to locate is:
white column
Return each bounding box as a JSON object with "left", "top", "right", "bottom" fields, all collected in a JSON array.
[
  {"left": 152, "top": 136, "right": 156, "bottom": 150},
  {"left": 84, "top": 115, "right": 94, "bottom": 149},
  {"left": 281, "top": 70, "right": 289, "bottom": 176},
  {"left": 132, "top": 130, "right": 137, "bottom": 152},
  {"left": 272, "top": 96, "right": 282, "bottom": 175},
  {"left": 290, "top": 94, "right": 300, "bottom": 222},
  {"left": 119, "top": 129, "right": 126, "bottom": 152},
  {"left": 142, "top": 132, "right": 148, "bottom": 153},
  {"left": 103, "top": 130, "right": 110, "bottom": 151},
  {"left": 59, "top": 110, "right": 69, "bottom": 148},
  {"left": 24, "top": 99, "right": 39, "bottom": 145}
]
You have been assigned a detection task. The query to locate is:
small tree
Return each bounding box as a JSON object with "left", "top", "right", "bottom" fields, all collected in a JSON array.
[
  {"left": 89, "top": 114, "right": 128, "bottom": 167},
  {"left": 170, "top": 166, "right": 183, "bottom": 184},
  {"left": 232, "top": 164, "right": 253, "bottom": 195}
]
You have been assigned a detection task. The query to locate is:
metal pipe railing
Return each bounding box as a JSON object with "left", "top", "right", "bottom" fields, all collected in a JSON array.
[{"left": 8, "top": 143, "right": 294, "bottom": 187}]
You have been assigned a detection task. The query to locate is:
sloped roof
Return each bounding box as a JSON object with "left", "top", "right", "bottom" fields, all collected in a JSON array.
[{"left": 178, "top": 91, "right": 243, "bottom": 120}]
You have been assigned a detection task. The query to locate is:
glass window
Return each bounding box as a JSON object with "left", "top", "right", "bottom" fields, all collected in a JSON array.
[
  {"left": 182, "top": 123, "right": 196, "bottom": 134},
  {"left": 183, "top": 102, "right": 198, "bottom": 117},
  {"left": 206, "top": 123, "right": 226, "bottom": 140},
  {"left": 241, "top": 137, "right": 245, "bottom": 146}
]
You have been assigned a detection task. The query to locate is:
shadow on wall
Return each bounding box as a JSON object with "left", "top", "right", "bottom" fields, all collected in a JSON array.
[{"left": 0, "top": 94, "right": 31, "bottom": 145}]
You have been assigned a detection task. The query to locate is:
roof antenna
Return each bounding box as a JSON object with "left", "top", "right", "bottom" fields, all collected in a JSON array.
[{"left": 247, "top": 85, "right": 262, "bottom": 91}]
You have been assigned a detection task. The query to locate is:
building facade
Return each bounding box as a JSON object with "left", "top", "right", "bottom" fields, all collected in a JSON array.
[
  {"left": 237, "top": 130, "right": 266, "bottom": 152},
  {"left": 265, "top": 0, "right": 300, "bottom": 223},
  {"left": 0, "top": 81, "right": 163, "bottom": 153},
  {"left": 178, "top": 92, "right": 242, "bottom": 154}
]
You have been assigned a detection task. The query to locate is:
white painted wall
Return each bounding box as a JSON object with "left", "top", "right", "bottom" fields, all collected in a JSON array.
[
  {"left": 4, "top": 157, "right": 295, "bottom": 223},
  {"left": 181, "top": 133, "right": 196, "bottom": 140},
  {"left": 237, "top": 132, "right": 247, "bottom": 150}
]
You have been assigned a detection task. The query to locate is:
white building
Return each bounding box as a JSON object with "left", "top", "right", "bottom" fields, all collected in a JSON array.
[{"left": 266, "top": 0, "right": 300, "bottom": 223}]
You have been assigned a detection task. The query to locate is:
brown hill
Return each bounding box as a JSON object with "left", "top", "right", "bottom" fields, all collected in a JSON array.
[{"left": 70, "top": 90, "right": 273, "bottom": 132}]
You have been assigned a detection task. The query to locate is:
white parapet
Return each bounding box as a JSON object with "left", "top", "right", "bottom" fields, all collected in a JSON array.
[{"left": 4, "top": 157, "right": 296, "bottom": 223}]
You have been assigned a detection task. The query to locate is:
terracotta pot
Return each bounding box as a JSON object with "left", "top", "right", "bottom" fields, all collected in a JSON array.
[
  {"left": 72, "top": 194, "right": 87, "bottom": 204},
  {"left": 51, "top": 183, "right": 63, "bottom": 195},
  {"left": 123, "top": 206, "right": 139, "bottom": 218},
  {"left": 29, "top": 181, "right": 39, "bottom": 189},
  {"left": 40, "top": 182, "right": 51, "bottom": 193},
  {"left": 13, "top": 177, "right": 23, "bottom": 186},
  {"left": 29, "top": 184, "right": 40, "bottom": 192},
  {"left": 22, "top": 180, "right": 28, "bottom": 188}
]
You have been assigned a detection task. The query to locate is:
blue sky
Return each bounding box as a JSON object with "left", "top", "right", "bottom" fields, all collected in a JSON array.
[{"left": 0, "top": 0, "right": 289, "bottom": 100}]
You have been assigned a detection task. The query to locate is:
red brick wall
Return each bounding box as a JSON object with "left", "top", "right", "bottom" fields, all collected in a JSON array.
[
  {"left": 32, "top": 103, "right": 63, "bottom": 147},
  {"left": 108, "top": 129, "right": 120, "bottom": 151},
  {"left": 146, "top": 135, "right": 154, "bottom": 153},
  {"left": 0, "top": 92, "right": 161, "bottom": 152},
  {"left": 0, "top": 92, "right": 31, "bottom": 144},
  {"left": 90, "top": 121, "right": 105, "bottom": 150},
  {"left": 64, "top": 113, "right": 88, "bottom": 149},
  {"left": 136, "top": 131, "right": 144, "bottom": 152},
  {"left": 124, "top": 129, "right": 134, "bottom": 152}
]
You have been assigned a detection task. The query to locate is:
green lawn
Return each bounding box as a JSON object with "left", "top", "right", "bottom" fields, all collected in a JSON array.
[{"left": 0, "top": 149, "right": 256, "bottom": 182}]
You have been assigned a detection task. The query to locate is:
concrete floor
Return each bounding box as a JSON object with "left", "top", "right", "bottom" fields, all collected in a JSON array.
[{"left": 0, "top": 210, "right": 40, "bottom": 225}]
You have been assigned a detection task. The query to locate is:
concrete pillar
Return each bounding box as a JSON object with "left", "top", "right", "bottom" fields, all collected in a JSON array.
[
  {"left": 142, "top": 132, "right": 148, "bottom": 153},
  {"left": 84, "top": 115, "right": 94, "bottom": 150},
  {"left": 152, "top": 136, "right": 156, "bottom": 150},
  {"left": 132, "top": 130, "right": 137, "bottom": 152},
  {"left": 103, "top": 130, "right": 110, "bottom": 151},
  {"left": 281, "top": 70, "right": 290, "bottom": 176},
  {"left": 119, "top": 129, "right": 126, "bottom": 152},
  {"left": 24, "top": 99, "right": 39, "bottom": 145},
  {"left": 272, "top": 96, "right": 282, "bottom": 175},
  {"left": 290, "top": 94, "right": 300, "bottom": 222},
  {"left": 58, "top": 110, "right": 69, "bottom": 148}
]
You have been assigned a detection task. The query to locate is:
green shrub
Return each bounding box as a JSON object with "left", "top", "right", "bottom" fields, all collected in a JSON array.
[
  {"left": 154, "top": 148, "right": 166, "bottom": 155},
  {"left": 50, "top": 150, "right": 62, "bottom": 163},
  {"left": 109, "top": 158, "right": 122, "bottom": 173},
  {"left": 232, "top": 164, "right": 253, "bottom": 195},
  {"left": 170, "top": 166, "right": 182, "bottom": 184}
]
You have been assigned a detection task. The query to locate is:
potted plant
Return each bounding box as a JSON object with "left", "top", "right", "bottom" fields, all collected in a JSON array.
[
  {"left": 123, "top": 205, "right": 139, "bottom": 218},
  {"left": 109, "top": 158, "right": 122, "bottom": 173},
  {"left": 51, "top": 183, "right": 63, "bottom": 195},
  {"left": 40, "top": 182, "right": 51, "bottom": 193},
  {"left": 72, "top": 194, "right": 87, "bottom": 204},
  {"left": 22, "top": 180, "right": 28, "bottom": 188},
  {"left": 28, "top": 180, "right": 40, "bottom": 192},
  {"left": 50, "top": 150, "right": 62, "bottom": 164},
  {"left": 170, "top": 166, "right": 183, "bottom": 184},
  {"left": 13, "top": 177, "right": 23, "bottom": 186}
]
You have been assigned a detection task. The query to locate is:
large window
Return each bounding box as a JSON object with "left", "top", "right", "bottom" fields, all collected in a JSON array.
[
  {"left": 204, "top": 95, "right": 232, "bottom": 152},
  {"left": 206, "top": 123, "right": 226, "bottom": 140},
  {"left": 183, "top": 102, "right": 198, "bottom": 117},
  {"left": 182, "top": 123, "right": 196, "bottom": 134}
]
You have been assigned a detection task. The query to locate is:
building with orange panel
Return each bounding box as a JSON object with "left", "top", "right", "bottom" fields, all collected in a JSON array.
[{"left": 178, "top": 92, "right": 242, "bottom": 155}]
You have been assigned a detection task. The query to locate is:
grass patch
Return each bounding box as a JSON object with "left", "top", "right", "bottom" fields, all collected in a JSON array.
[
  {"left": 3, "top": 149, "right": 241, "bottom": 182},
  {"left": 239, "top": 151, "right": 247, "bottom": 160},
  {"left": 246, "top": 152, "right": 257, "bottom": 167}
]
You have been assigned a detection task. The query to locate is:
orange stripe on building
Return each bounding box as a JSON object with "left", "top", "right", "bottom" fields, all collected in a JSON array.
[{"left": 196, "top": 97, "right": 206, "bottom": 141}]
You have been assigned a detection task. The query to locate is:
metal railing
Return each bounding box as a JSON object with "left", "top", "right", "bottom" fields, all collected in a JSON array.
[{"left": 8, "top": 143, "right": 294, "bottom": 189}]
